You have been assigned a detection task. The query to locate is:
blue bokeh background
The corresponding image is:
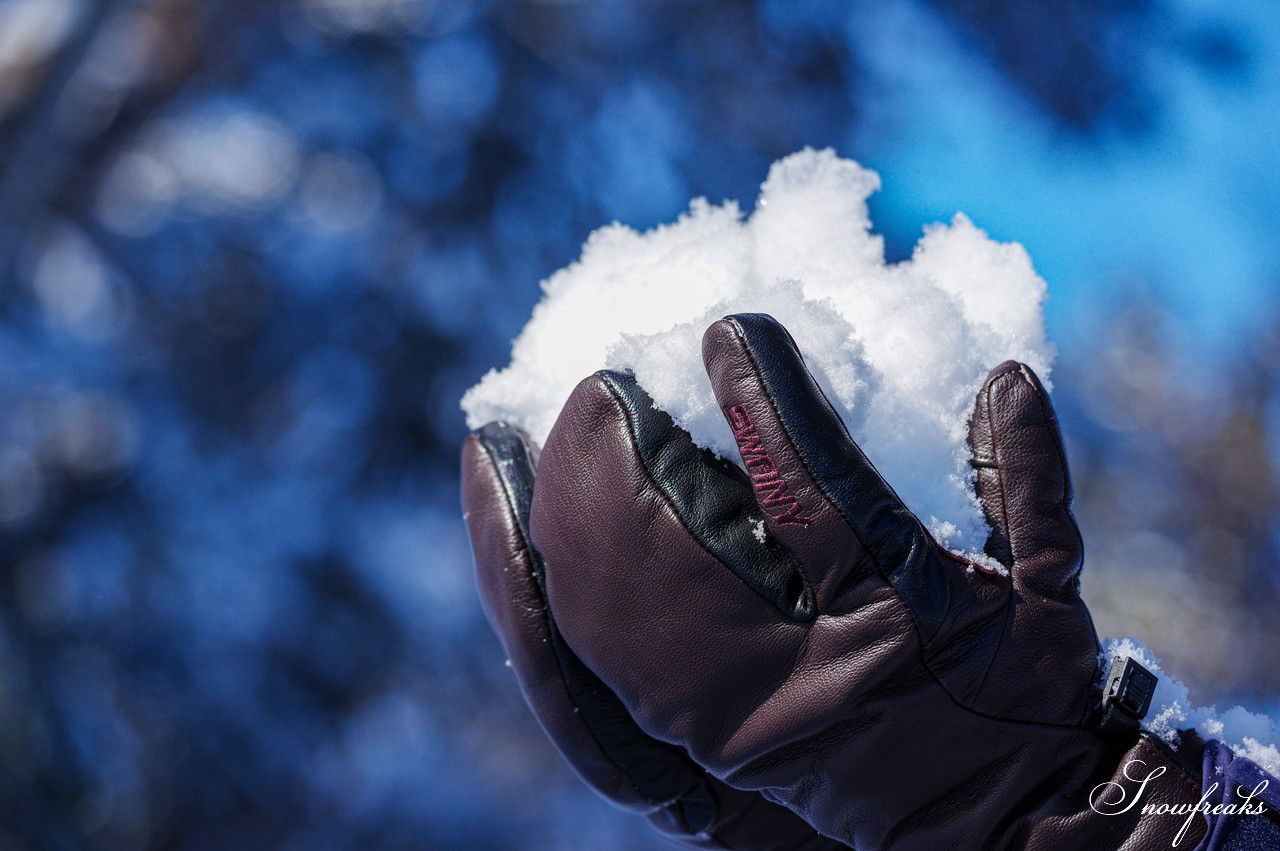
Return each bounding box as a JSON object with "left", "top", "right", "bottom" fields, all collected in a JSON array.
[{"left": 0, "top": 0, "right": 1276, "bottom": 848}]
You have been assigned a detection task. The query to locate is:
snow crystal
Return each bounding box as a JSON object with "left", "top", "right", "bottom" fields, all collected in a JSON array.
[
  {"left": 1104, "top": 637, "right": 1280, "bottom": 776},
  {"left": 750, "top": 518, "right": 766, "bottom": 544},
  {"left": 461, "top": 148, "right": 1052, "bottom": 559}
]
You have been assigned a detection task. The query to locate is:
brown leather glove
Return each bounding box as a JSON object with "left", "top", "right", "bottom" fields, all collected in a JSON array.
[
  {"left": 462, "top": 421, "right": 844, "bottom": 849},
  {"left": 528, "top": 312, "right": 1207, "bottom": 850}
]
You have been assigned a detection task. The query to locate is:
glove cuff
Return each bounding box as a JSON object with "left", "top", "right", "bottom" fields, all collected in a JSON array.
[
  {"left": 1113, "top": 732, "right": 1208, "bottom": 850},
  {"left": 1023, "top": 732, "right": 1205, "bottom": 850},
  {"left": 1195, "top": 738, "right": 1280, "bottom": 850}
]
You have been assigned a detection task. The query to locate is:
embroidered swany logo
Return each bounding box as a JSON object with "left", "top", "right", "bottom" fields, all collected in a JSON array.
[{"left": 725, "top": 404, "right": 812, "bottom": 526}]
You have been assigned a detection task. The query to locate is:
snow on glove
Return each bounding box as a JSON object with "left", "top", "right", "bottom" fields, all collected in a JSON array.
[
  {"left": 461, "top": 422, "right": 843, "bottom": 850},
  {"left": 529, "top": 313, "right": 1208, "bottom": 850}
]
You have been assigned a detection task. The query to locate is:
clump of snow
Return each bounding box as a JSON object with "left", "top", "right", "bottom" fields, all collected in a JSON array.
[
  {"left": 462, "top": 148, "right": 1051, "bottom": 559},
  {"left": 1104, "top": 637, "right": 1280, "bottom": 775}
]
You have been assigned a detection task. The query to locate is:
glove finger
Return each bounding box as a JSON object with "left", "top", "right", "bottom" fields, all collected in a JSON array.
[
  {"left": 967, "top": 361, "right": 1084, "bottom": 602},
  {"left": 463, "top": 423, "right": 544, "bottom": 644},
  {"left": 702, "top": 314, "right": 945, "bottom": 625},
  {"left": 465, "top": 424, "right": 839, "bottom": 848},
  {"left": 464, "top": 423, "right": 701, "bottom": 812}
]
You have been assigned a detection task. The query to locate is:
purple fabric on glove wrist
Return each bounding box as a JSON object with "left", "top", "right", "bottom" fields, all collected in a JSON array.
[{"left": 1195, "top": 740, "right": 1280, "bottom": 850}]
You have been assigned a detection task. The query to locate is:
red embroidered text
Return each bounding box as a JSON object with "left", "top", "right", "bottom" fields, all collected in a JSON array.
[{"left": 725, "top": 404, "right": 812, "bottom": 526}]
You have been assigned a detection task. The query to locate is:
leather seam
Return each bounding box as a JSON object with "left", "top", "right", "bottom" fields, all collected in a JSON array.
[
  {"left": 727, "top": 320, "right": 884, "bottom": 617},
  {"left": 596, "top": 376, "right": 813, "bottom": 760},
  {"left": 971, "top": 375, "right": 1014, "bottom": 710},
  {"left": 598, "top": 374, "right": 813, "bottom": 624}
]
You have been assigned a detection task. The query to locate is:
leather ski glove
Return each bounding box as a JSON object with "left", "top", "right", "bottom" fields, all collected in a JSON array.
[
  {"left": 462, "top": 422, "right": 844, "bottom": 849},
  {"left": 528, "top": 313, "right": 1207, "bottom": 850}
]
